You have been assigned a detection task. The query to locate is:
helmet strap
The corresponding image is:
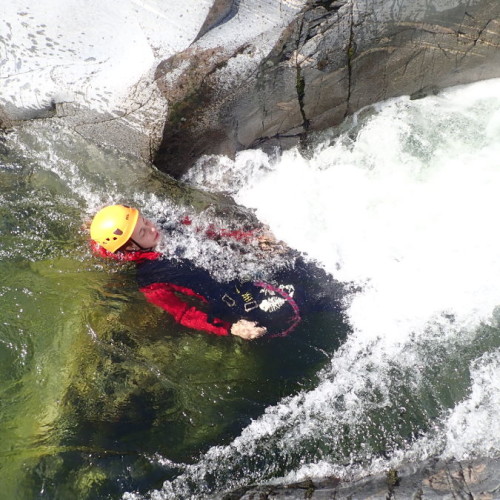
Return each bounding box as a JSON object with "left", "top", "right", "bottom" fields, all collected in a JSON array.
[{"left": 130, "top": 238, "right": 152, "bottom": 252}]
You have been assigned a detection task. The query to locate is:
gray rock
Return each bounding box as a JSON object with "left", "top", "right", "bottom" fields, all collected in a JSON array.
[
  {"left": 154, "top": 0, "right": 500, "bottom": 177},
  {"left": 195, "top": 0, "right": 238, "bottom": 41},
  {"left": 0, "top": 83, "right": 168, "bottom": 165},
  {"left": 226, "top": 457, "right": 500, "bottom": 499}
]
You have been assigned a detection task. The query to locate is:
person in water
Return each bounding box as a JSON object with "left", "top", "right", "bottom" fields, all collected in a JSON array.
[{"left": 90, "top": 205, "right": 342, "bottom": 340}]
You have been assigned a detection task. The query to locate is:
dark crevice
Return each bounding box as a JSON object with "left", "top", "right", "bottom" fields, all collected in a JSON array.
[
  {"left": 473, "top": 18, "right": 494, "bottom": 47},
  {"left": 251, "top": 131, "right": 305, "bottom": 150},
  {"left": 294, "top": 16, "right": 310, "bottom": 147},
  {"left": 308, "top": 0, "right": 347, "bottom": 12},
  {"left": 344, "top": 2, "right": 355, "bottom": 119},
  {"left": 194, "top": 0, "right": 239, "bottom": 42}
]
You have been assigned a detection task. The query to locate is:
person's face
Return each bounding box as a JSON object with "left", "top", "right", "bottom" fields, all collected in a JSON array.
[{"left": 126, "top": 215, "right": 160, "bottom": 250}]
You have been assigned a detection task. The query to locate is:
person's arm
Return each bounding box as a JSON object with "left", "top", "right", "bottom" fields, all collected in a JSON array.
[
  {"left": 180, "top": 216, "right": 286, "bottom": 253},
  {"left": 140, "top": 282, "right": 232, "bottom": 336},
  {"left": 140, "top": 283, "right": 267, "bottom": 339}
]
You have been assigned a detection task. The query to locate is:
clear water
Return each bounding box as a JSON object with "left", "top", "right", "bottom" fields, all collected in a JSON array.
[{"left": 1, "top": 79, "right": 500, "bottom": 499}]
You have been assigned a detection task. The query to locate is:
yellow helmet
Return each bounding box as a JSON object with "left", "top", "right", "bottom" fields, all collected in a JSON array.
[{"left": 90, "top": 205, "right": 139, "bottom": 253}]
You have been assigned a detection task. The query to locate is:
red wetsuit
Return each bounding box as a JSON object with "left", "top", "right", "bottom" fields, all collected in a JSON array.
[{"left": 91, "top": 241, "right": 302, "bottom": 337}]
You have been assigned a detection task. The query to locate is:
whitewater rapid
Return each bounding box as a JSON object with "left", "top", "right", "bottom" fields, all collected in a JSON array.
[
  {"left": 187, "top": 78, "right": 500, "bottom": 347},
  {"left": 10, "top": 74, "right": 498, "bottom": 499},
  {"left": 139, "top": 78, "right": 500, "bottom": 498}
]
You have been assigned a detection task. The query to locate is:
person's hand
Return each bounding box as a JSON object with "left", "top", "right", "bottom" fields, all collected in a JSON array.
[
  {"left": 256, "top": 231, "right": 288, "bottom": 254},
  {"left": 230, "top": 319, "right": 267, "bottom": 340}
]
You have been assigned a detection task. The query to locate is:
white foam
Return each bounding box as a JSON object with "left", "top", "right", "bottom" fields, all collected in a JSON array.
[
  {"left": 153, "top": 79, "right": 500, "bottom": 498},
  {"left": 441, "top": 348, "right": 500, "bottom": 459},
  {"left": 231, "top": 78, "right": 500, "bottom": 345}
]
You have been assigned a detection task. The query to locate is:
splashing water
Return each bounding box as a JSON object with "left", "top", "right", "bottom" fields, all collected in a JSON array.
[
  {"left": 138, "top": 78, "right": 500, "bottom": 498},
  {"left": 2, "top": 79, "right": 500, "bottom": 499}
]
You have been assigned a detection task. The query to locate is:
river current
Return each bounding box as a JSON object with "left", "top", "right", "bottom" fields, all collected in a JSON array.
[{"left": 1, "top": 79, "right": 499, "bottom": 499}]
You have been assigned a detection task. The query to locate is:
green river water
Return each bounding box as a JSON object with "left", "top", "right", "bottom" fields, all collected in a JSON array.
[
  {"left": 2, "top": 81, "right": 500, "bottom": 499},
  {"left": 0, "top": 123, "right": 348, "bottom": 499}
]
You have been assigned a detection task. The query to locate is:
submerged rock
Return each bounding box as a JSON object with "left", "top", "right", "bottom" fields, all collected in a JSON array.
[{"left": 228, "top": 457, "right": 500, "bottom": 499}]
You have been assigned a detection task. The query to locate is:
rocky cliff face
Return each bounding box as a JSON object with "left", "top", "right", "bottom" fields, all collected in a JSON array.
[
  {"left": 1, "top": 0, "right": 307, "bottom": 164},
  {"left": 3, "top": 1, "right": 498, "bottom": 173},
  {"left": 154, "top": 0, "right": 500, "bottom": 177}
]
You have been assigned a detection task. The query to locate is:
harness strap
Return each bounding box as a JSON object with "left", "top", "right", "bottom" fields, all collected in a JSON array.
[{"left": 254, "top": 281, "right": 302, "bottom": 337}]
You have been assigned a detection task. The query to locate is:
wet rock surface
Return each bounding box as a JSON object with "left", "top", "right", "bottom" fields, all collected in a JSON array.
[
  {"left": 226, "top": 457, "right": 500, "bottom": 499},
  {"left": 4, "top": 1, "right": 498, "bottom": 173},
  {"left": 154, "top": 0, "right": 500, "bottom": 177}
]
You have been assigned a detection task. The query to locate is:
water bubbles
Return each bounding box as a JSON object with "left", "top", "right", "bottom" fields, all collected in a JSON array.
[
  {"left": 3, "top": 76, "right": 500, "bottom": 498},
  {"left": 143, "top": 79, "right": 500, "bottom": 499}
]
